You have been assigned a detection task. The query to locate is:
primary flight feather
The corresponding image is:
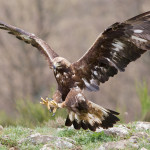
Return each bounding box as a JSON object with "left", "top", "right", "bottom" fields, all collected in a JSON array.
[{"left": 0, "top": 11, "right": 150, "bottom": 131}]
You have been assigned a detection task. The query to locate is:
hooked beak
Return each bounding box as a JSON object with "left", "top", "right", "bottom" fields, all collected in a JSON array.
[
  {"left": 53, "top": 64, "right": 56, "bottom": 70},
  {"left": 53, "top": 62, "right": 58, "bottom": 70}
]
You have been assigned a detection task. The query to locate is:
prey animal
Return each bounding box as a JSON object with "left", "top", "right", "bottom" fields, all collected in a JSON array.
[{"left": 0, "top": 11, "right": 150, "bottom": 131}]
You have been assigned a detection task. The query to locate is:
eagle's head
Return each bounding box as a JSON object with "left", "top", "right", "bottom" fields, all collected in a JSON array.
[{"left": 52, "top": 57, "right": 71, "bottom": 72}]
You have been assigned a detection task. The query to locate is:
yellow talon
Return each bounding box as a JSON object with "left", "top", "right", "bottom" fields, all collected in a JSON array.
[
  {"left": 40, "top": 97, "right": 50, "bottom": 110},
  {"left": 53, "top": 107, "right": 57, "bottom": 114},
  {"left": 40, "top": 97, "right": 58, "bottom": 115}
]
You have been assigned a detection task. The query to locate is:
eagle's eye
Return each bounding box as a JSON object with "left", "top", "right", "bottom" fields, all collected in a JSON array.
[{"left": 53, "top": 61, "right": 63, "bottom": 70}]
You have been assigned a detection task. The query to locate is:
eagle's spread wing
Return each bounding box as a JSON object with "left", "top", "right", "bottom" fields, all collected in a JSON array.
[
  {"left": 72, "top": 11, "right": 150, "bottom": 91},
  {"left": 0, "top": 21, "right": 59, "bottom": 68}
]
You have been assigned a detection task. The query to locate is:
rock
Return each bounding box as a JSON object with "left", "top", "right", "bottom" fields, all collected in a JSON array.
[
  {"left": 57, "top": 128, "right": 64, "bottom": 132},
  {"left": 62, "top": 137, "right": 76, "bottom": 144},
  {"left": 99, "top": 140, "right": 127, "bottom": 150},
  {"left": 128, "top": 136, "right": 138, "bottom": 143},
  {"left": 96, "top": 125, "right": 129, "bottom": 138},
  {"left": 133, "top": 132, "right": 149, "bottom": 138},
  {"left": 20, "top": 133, "right": 75, "bottom": 149},
  {"left": 55, "top": 140, "right": 73, "bottom": 149},
  {"left": 136, "top": 122, "right": 150, "bottom": 130},
  {"left": 40, "top": 144, "right": 53, "bottom": 150},
  {"left": 9, "top": 147, "right": 19, "bottom": 150},
  {"left": 40, "top": 139, "right": 74, "bottom": 150},
  {"left": 27, "top": 133, "right": 56, "bottom": 145},
  {"left": 98, "top": 135, "right": 139, "bottom": 150},
  {"left": 141, "top": 147, "right": 148, "bottom": 150}
]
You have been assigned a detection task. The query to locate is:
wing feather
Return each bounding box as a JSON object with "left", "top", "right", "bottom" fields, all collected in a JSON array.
[
  {"left": 0, "top": 21, "right": 59, "bottom": 68},
  {"left": 72, "top": 11, "right": 150, "bottom": 91}
]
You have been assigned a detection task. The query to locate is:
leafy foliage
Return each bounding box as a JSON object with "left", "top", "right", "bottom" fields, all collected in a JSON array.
[
  {"left": 15, "top": 99, "right": 50, "bottom": 127},
  {"left": 0, "top": 98, "right": 67, "bottom": 128},
  {"left": 0, "top": 111, "right": 16, "bottom": 127},
  {"left": 136, "top": 81, "right": 150, "bottom": 121}
]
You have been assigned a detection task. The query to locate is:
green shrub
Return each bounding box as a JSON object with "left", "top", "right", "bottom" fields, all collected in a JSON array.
[
  {"left": 136, "top": 81, "right": 150, "bottom": 121},
  {"left": 15, "top": 98, "right": 67, "bottom": 128},
  {"left": 0, "top": 111, "right": 16, "bottom": 127},
  {"left": 15, "top": 99, "right": 50, "bottom": 127},
  {"left": 116, "top": 104, "right": 126, "bottom": 123},
  {"left": 0, "top": 97, "right": 67, "bottom": 128}
]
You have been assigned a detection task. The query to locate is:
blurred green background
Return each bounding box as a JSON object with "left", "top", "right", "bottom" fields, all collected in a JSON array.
[{"left": 0, "top": 0, "right": 150, "bottom": 127}]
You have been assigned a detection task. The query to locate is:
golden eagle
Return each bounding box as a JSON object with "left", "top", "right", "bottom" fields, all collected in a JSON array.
[{"left": 0, "top": 12, "right": 150, "bottom": 131}]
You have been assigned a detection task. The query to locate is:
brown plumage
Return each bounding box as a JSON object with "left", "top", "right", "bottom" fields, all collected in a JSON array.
[{"left": 0, "top": 11, "right": 150, "bottom": 131}]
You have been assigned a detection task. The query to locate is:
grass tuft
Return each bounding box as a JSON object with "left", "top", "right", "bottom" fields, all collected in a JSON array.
[{"left": 57, "top": 128, "right": 118, "bottom": 149}]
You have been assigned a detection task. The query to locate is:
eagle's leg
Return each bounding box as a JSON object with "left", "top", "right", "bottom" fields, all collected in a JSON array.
[{"left": 40, "top": 97, "right": 64, "bottom": 116}]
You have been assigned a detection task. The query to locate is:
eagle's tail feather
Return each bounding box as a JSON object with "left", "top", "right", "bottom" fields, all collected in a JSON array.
[{"left": 65, "top": 102, "right": 120, "bottom": 131}]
